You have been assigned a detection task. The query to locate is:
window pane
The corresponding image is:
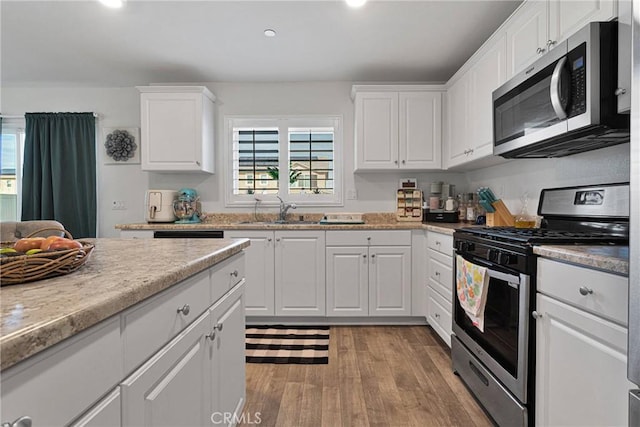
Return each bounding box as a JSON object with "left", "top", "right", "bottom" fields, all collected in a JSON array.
[
  {"left": 233, "top": 128, "right": 279, "bottom": 195},
  {"left": 288, "top": 127, "right": 334, "bottom": 195},
  {"left": 0, "top": 134, "right": 18, "bottom": 221}
]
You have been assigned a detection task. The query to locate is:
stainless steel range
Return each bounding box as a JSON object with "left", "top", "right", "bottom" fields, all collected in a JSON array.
[{"left": 451, "top": 182, "right": 629, "bottom": 427}]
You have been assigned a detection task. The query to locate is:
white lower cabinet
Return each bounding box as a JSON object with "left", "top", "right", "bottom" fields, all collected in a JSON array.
[
  {"left": 425, "top": 231, "right": 454, "bottom": 346},
  {"left": 325, "top": 231, "right": 412, "bottom": 317},
  {"left": 275, "top": 231, "right": 326, "bottom": 316},
  {"left": 535, "top": 294, "right": 632, "bottom": 427},
  {"left": 225, "top": 231, "right": 275, "bottom": 315},
  {"left": 535, "top": 258, "right": 632, "bottom": 427},
  {"left": 326, "top": 246, "right": 369, "bottom": 316},
  {"left": 121, "top": 309, "right": 212, "bottom": 427}
]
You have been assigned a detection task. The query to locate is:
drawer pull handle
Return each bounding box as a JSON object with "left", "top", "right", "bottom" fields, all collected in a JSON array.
[
  {"left": 434, "top": 313, "right": 440, "bottom": 319},
  {"left": 435, "top": 241, "right": 441, "bottom": 246},
  {"left": 1, "top": 417, "right": 32, "bottom": 427},
  {"left": 531, "top": 311, "right": 542, "bottom": 320},
  {"left": 435, "top": 271, "right": 440, "bottom": 277},
  {"left": 214, "top": 323, "right": 224, "bottom": 332},
  {"left": 206, "top": 331, "right": 216, "bottom": 341},
  {"left": 177, "top": 304, "right": 190, "bottom": 316},
  {"left": 231, "top": 270, "right": 239, "bottom": 277},
  {"left": 579, "top": 286, "right": 594, "bottom": 296}
]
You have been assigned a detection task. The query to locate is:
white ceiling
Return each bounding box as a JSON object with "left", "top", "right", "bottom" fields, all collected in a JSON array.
[{"left": 1, "top": 0, "right": 522, "bottom": 87}]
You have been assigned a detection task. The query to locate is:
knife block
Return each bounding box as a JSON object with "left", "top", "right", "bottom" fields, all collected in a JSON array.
[{"left": 487, "top": 200, "right": 515, "bottom": 226}]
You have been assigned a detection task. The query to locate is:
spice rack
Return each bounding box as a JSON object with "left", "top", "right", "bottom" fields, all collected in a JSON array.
[{"left": 396, "top": 189, "right": 423, "bottom": 222}]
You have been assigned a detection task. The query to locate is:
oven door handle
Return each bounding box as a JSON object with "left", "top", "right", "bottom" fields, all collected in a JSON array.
[{"left": 486, "top": 268, "right": 520, "bottom": 289}]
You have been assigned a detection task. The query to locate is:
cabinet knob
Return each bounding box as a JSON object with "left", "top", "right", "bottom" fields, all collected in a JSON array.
[
  {"left": 402, "top": 160, "right": 406, "bottom": 164},
  {"left": 195, "top": 161, "right": 201, "bottom": 166},
  {"left": 367, "top": 237, "right": 371, "bottom": 241},
  {"left": 267, "top": 238, "right": 272, "bottom": 242},
  {"left": 177, "top": 304, "right": 190, "bottom": 316},
  {"left": 363, "top": 254, "right": 367, "bottom": 258},
  {"left": 206, "top": 330, "right": 216, "bottom": 341},
  {"left": 276, "top": 238, "right": 281, "bottom": 242},
  {"left": 371, "top": 254, "right": 376, "bottom": 258},
  {"left": 579, "top": 286, "right": 594, "bottom": 296},
  {"left": 435, "top": 240, "right": 441, "bottom": 246},
  {"left": 531, "top": 311, "right": 542, "bottom": 319},
  {"left": 394, "top": 160, "right": 398, "bottom": 164},
  {"left": 546, "top": 39, "right": 556, "bottom": 49},
  {"left": 2, "top": 417, "right": 32, "bottom": 427},
  {"left": 615, "top": 88, "right": 627, "bottom": 96},
  {"left": 230, "top": 270, "right": 239, "bottom": 277},
  {"left": 214, "top": 323, "right": 223, "bottom": 332},
  {"left": 536, "top": 47, "right": 546, "bottom": 54},
  {"left": 435, "top": 271, "right": 441, "bottom": 277},
  {"left": 434, "top": 313, "right": 440, "bottom": 319}
]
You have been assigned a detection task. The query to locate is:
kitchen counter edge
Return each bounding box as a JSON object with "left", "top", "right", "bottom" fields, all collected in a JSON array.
[
  {"left": 533, "top": 245, "right": 629, "bottom": 276},
  {"left": 0, "top": 238, "right": 250, "bottom": 371}
]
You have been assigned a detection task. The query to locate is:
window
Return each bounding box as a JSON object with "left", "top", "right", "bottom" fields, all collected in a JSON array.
[
  {"left": 1, "top": 122, "right": 25, "bottom": 221},
  {"left": 227, "top": 116, "right": 342, "bottom": 206}
]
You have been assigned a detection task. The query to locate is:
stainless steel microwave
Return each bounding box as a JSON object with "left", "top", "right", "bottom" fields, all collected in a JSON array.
[{"left": 492, "top": 21, "right": 629, "bottom": 159}]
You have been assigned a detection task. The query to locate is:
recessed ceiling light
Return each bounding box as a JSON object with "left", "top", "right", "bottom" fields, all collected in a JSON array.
[
  {"left": 98, "top": 0, "right": 125, "bottom": 8},
  {"left": 346, "top": 0, "right": 367, "bottom": 8},
  {"left": 264, "top": 29, "right": 277, "bottom": 37}
]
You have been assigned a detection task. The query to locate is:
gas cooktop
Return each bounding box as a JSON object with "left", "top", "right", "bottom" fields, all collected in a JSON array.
[{"left": 457, "top": 226, "right": 629, "bottom": 245}]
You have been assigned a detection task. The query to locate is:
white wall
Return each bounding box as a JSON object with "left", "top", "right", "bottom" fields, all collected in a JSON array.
[
  {"left": 465, "top": 143, "right": 631, "bottom": 216},
  {"left": 4, "top": 83, "right": 466, "bottom": 236}
]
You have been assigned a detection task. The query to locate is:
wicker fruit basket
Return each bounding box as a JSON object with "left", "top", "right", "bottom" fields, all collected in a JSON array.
[{"left": 0, "top": 228, "right": 94, "bottom": 286}]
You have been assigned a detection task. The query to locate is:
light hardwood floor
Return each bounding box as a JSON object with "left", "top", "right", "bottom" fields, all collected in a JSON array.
[{"left": 240, "top": 325, "right": 493, "bottom": 427}]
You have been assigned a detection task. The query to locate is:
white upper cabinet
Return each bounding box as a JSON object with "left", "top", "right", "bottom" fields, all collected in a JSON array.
[
  {"left": 617, "top": 0, "right": 632, "bottom": 113},
  {"left": 505, "top": 0, "right": 617, "bottom": 78},
  {"left": 353, "top": 86, "right": 443, "bottom": 171},
  {"left": 138, "top": 86, "right": 216, "bottom": 173},
  {"left": 505, "top": 0, "right": 548, "bottom": 78},
  {"left": 446, "top": 35, "right": 507, "bottom": 169}
]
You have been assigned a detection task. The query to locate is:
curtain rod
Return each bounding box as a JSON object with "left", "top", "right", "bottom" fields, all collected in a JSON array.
[{"left": 0, "top": 113, "right": 99, "bottom": 119}]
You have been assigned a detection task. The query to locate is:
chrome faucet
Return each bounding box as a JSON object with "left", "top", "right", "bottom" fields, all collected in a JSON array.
[{"left": 276, "top": 195, "right": 296, "bottom": 222}]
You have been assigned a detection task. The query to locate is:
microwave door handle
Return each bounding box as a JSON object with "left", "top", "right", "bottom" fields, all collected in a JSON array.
[{"left": 550, "top": 57, "right": 568, "bottom": 120}]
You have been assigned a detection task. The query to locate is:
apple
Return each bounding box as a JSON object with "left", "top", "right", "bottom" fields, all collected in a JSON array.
[{"left": 14, "top": 237, "right": 46, "bottom": 252}]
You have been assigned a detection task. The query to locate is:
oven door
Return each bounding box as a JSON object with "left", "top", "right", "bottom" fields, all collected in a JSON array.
[{"left": 452, "top": 255, "right": 531, "bottom": 403}]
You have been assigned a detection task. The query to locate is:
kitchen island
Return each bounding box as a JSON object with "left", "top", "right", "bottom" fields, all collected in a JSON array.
[{"left": 1, "top": 237, "right": 249, "bottom": 426}]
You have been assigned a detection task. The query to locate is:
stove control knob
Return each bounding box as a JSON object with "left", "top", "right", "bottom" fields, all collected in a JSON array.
[
  {"left": 498, "top": 252, "right": 515, "bottom": 265},
  {"left": 487, "top": 249, "right": 498, "bottom": 262}
]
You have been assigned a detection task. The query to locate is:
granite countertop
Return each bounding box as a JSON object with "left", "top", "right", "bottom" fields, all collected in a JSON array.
[
  {"left": 0, "top": 238, "right": 249, "bottom": 371},
  {"left": 533, "top": 245, "right": 629, "bottom": 276}
]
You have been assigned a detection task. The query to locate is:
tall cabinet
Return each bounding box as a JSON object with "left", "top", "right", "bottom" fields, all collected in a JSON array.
[{"left": 353, "top": 86, "right": 443, "bottom": 171}]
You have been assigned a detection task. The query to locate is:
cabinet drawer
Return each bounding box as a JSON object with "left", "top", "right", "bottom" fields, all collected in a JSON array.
[
  {"left": 123, "top": 269, "right": 210, "bottom": 373},
  {"left": 325, "top": 230, "right": 411, "bottom": 246},
  {"left": 427, "top": 287, "right": 452, "bottom": 347},
  {"left": 427, "top": 232, "right": 453, "bottom": 256},
  {"left": 211, "top": 253, "right": 245, "bottom": 303},
  {"left": 537, "top": 258, "right": 628, "bottom": 326},
  {"left": 428, "top": 277, "right": 452, "bottom": 304},
  {"left": 429, "top": 249, "right": 453, "bottom": 287},
  {"left": 1, "top": 318, "right": 122, "bottom": 427}
]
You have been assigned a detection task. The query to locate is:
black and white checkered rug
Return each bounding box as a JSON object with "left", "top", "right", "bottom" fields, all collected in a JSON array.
[{"left": 245, "top": 325, "right": 329, "bottom": 364}]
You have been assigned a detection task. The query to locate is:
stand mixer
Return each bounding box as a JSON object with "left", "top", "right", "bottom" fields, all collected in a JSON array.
[{"left": 173, "top": 188, "right": 202, "bottom": 224}]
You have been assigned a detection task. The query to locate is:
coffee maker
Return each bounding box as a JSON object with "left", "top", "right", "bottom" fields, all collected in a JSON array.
[{"left": 172, "top": 188, "right": 201, "bottom": 224}]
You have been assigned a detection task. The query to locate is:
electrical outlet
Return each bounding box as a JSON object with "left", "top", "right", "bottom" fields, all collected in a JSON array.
[
  {"left": 111, "top": 200, "right": 127, "bottom": 210},
  {"left": 347, "top": 189, "right": 358, "bottom": 200}
]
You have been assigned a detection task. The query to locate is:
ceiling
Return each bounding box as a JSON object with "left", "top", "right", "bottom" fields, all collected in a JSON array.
[{"left": 1, "top": 0, "right": 522, "bottom": 87}]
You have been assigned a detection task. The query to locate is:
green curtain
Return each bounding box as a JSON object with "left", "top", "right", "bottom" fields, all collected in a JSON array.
[{"left": 22, "top": 113, "right": 96, "bottom": 238}]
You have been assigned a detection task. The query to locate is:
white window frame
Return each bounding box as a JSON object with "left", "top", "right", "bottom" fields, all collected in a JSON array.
[
  {"left": 1, "top": 118, "right": 26, "bottom": 221},
  {"left": 225, "top": 115, "right": 343, "bottom": 207}
]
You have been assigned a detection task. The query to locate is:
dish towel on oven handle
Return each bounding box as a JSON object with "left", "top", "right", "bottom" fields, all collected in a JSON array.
[{"left": 456, "top": 255, "right": 490, "bottom": 332}]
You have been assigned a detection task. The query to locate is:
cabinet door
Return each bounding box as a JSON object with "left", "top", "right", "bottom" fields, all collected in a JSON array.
[
  {"left": 326, "top": 247, "right": 369, "bottom": 316},
  {"left": 210, "top": 282, "right": 246, "bottom": 426},
  {"left": 121, "top": 310, "right": 211, "bottom": 427},
  {"left": 69, "top": 388, "right": 121, "bottom": 427},
  {"left": 445, "top": 74, "right": 470, "bottom": 168},
  {"left": 548, "top": 0, "right": 617, "bottom": 48},
  {"left": 506, "top": 0, "right": 548, "bottom": 78},
  {"left": 225, "top": 231, "right": 275, "bottom": 315},
  {"left": 275, "top": 231, "right": 326, "bottom": 316},
  {"left": 354, "top": 92, "right": 399, "bottom": 170},
  {"left": 398, "top": 91, "right": 442, "bottom": 169},
  {"left": 535, "top": 294, "right": 634, "bottom": 427},
  {"left": 617, "top": 0, "right": 632, "bottom": 113},
  {"left": 469, "top": 34, "right": 507, "bottom": 159},
  {"left": 368, "top": 246, "right": 411, "bottom": 316}
]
